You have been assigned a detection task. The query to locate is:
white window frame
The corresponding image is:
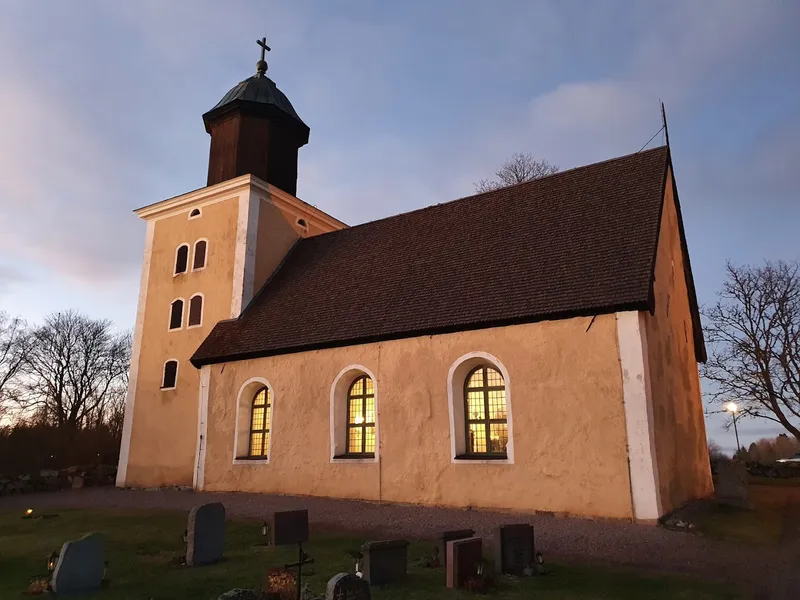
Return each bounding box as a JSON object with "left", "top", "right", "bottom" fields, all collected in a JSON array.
[
  {"left": 168, "top": 297, "right": 185, "bottom": 331},
  {"left": 447, "top": 351, "right": 514, "bottom": 465},
  {"left": 173, "top": 243, "right": 190, "bottom": 276},
  {"left": 161, "top": 358, "right": 179, "bottom": 391},
  {"left": 329, "top": 364, "right": 379, "bottom": 464},
  {"left": 187, "top": 293, "right": 204, "bottom": 329},
  {"left": 192, "top": 238, "right": 209, "bottom": 272},
  {"left": 232, "top": 377, "right": 275, "bottom": 465}
]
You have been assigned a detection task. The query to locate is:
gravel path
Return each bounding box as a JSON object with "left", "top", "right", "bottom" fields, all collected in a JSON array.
[{"left": 2, "top": 488, "right": 796, "bottom": 599}]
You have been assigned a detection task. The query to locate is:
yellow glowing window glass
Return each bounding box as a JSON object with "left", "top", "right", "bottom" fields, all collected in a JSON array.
[
  {"left": 464, "top": 366, "right": 508, "bottom": 456},
  {"left": 346, "top": 375, "right": 376, "bottom": 455},
  {"left": 248, "top": 387, "right": 271, "bottom": 457}
]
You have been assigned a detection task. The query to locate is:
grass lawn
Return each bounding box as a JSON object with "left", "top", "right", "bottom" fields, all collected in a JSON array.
[
  {"left": 696, "top": 503, "right": 784, "bottom": 545},
  {"left": 0, "top": 509, "right": 741, "bottom": 600}
]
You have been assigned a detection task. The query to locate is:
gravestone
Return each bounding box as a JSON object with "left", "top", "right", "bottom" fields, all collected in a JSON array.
[
  {"left": 326, "top": 572, "right": 371, "bottom": 600},
  {"left": 713, "top": 461, "right": 749, "bottom": 507},
  {"left": 493, "top": 524, "right": 535, "bottom": 575},
  {"left": 186, "top": 502, "right": 226, "bottom": 566},
  {"left": 50, "top": 532, "right": 106, "bottom": 595},
  {"left": 361, "top": 539, "right": 409, "bottom": 585},
  {"left": 446, "top": 537, "right": 482, "bottom": 589},
  {"left": 271, "top": 509, "right": 309, "bottom": 546},
  {"left": 438, "top": 528, "right": 475, "bottom": 568}
]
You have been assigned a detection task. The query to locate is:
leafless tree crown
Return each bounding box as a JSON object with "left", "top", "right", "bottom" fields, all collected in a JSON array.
[
  {"left": 16, "top": 310, "right": 131, "bottom": 429},
  {"left": 702, "top": 260, "right": 800, "bottom": 441},
  {"left": 0, "top": 311, "right": 29, "bottom": 417},
  {"left": 474, "top": 153, "right": 559, "bottom": 193}
]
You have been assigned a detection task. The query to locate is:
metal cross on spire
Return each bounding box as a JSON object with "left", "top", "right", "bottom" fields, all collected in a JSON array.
[{"left": 256, "top": 37, "right": 271, "bottom": 76}]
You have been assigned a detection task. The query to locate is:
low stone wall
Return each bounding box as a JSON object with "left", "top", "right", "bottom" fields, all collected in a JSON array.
[{"left": 0, "top": 465, "right": 117, "bottom": 496}]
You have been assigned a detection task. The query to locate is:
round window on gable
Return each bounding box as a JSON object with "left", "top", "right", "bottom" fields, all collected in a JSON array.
[
  {"left": 189, "top": 208, "right": 202, "bottom": 219},
  {"left": 296, "top": 218, "right": 308, "bottom": 230}
]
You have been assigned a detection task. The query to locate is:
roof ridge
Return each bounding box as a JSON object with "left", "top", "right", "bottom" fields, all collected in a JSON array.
[{"left": 307, "top": 145, "right": 668, "bottom": 241}]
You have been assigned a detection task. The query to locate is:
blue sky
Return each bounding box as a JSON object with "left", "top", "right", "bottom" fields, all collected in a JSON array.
[{"left": 0, "top": 1, "right": 798, "bottom": 451}]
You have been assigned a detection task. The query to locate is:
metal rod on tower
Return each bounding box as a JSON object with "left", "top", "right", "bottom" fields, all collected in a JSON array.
[{"left": 661, "top": 102, "right": 670, "bottom": 148}]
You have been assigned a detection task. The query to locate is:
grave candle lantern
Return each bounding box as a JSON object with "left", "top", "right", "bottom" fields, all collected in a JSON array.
[{"left": 47, "top": 550, "right": 59, "bottom": 572}]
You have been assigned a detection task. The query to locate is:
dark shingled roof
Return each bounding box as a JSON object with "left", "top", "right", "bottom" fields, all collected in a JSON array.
[
  {"left": 192, "top": 146, "right": 705, "bottom": 366},
  {"left": 202, "top": 75, "right": 310, "bottom": 143},
  {"left": 208, "top": 75, "right": 305, "bottom": 124}
]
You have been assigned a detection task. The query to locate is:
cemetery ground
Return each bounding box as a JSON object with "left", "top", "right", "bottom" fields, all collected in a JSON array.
[
  {"left": 0, "top": 480, "right": 798, "bottom": 599},
  {"left": 1, "top": 509, "right": 736, "bottom": 599}
]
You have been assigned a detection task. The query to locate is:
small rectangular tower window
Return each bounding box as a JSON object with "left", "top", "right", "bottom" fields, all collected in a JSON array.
[{"left": 162, "top": 360, "right": 178, "bottom": 389}]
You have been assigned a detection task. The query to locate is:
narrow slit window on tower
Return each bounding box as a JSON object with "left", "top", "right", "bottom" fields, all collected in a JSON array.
[
  {"left": 174, "top": 244, "right": 189, "bottom": 275},
  {"left": 193, "top": 240, "right": 207, "bottom": 270},
  {"left": 162, "top": 360, "right": 178, "bottom": 389},
  {"left": 169, "top": 299, "right": 184, "bottom": 330},
  {"left": 296, "top": 218, "right": 308, "bottom": 230},
  {"left": 189, "top": 208, "right": 202, "bottom": 219},
  {"left": 188, "top": 294, "right": 203, "bottom": 327}
]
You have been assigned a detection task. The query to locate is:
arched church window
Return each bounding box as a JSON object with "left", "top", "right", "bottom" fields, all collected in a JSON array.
[
  {"left": 161, "top": 360, "right": 178, "bottom": 389},
  {"left": 248, "top": 387, "right": 272, "bottom": 457},
  {"left": 346, "top": 375, "right": 375, "bottom": 456},
  {"left": 174, "top": 244, "right": 189, "bottom": 275},
  {"left": 169, "top": 299, "right": 184, "bottom": 330},
  {"left": 464, "top": 366, "right": 508, "bottom": 456},
  {"left": 193, "top": 239, "right": 207, "bottom": 270},
  {"left": 188, "top": 294, "right": 203, "bottom": 327},
  {"left": 189, "top": 208, "right": 202, "bottom": 219}
]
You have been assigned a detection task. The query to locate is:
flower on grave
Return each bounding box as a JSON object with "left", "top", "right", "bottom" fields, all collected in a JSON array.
[
  {"left": 27, "top": 578, "right": 50, "bottom": 595},
  {"left": 266, "top": 568, "right": 296, "bottom": 599}
]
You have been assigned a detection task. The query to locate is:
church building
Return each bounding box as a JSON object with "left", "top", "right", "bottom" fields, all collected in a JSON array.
[{"left": 116, "top": 41, "right": 713, "bottom": 522}]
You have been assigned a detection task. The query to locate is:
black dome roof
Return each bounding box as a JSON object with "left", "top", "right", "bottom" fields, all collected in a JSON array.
[{"left": 203, "top": 74, "right": 308, "bottom": 140}]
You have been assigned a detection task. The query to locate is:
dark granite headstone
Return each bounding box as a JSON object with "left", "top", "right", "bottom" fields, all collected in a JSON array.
[
  {"left": 361, "top": 539, "right": 409, "bottom": 585},
  {"left": 438, "top": 528, "right": 475, "bottom": 568},
  {"left": 50, "top": 532, "right": 106, "bottom": 595},
  {"left": 493, "top": 524, "right": 535, "bottom": 575},
  {"left": 446, "top": 537, "right": 482, "bottom": 589},
  {"left": 325, "top": 572, "right": 371, "bottom": 600},
  {"left": 271, "top": 509, "right": 309, "bottom": 546},
  {"left": 186, "top": 502, "right": 226, "bottom": 566}
]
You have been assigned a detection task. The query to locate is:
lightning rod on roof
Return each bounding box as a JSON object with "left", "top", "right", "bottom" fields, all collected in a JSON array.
[{"left": 661, "top": 101, "right": 670, "bottom": 148}]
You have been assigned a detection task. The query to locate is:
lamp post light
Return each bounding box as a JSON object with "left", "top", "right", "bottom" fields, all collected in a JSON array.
[{"left": 725, "top": 402, "right": 741, "bottom": 456}]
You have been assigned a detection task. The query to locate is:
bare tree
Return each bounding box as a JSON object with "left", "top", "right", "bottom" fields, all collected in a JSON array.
[
  {"left": 702, "top": 260, "right": 800, "bottom": 441},
  {"left": 474, "top": 153, "right": 559, "bottom": 193},
  {"left": 0, "top": 311, "right": 28, "bottom": 419},
  {"left": 17, "top": 311, "right": 131, "bottom": 430}
]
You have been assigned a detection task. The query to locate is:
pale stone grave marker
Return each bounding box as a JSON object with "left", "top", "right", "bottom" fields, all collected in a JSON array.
[
  {"left": 361, "top": 539, "right": 409, "bottom": 585},
  {"left": 446, "top": 537, "right": 482, "bottom": 589},
  {"left": 51, "top": 532, "right": 106, "bottom": 595},
  {"left": 186, "top": 502, "right": 226, "bottom": 566},
  {"left": 326, "top": 572, "right": 371, "bottom": 600},
  {"left": 714, "top": 461, "right": 749, "bottom": 507},
  {"left": 493, "top": 523, "right": 535, "bottom": 575}
]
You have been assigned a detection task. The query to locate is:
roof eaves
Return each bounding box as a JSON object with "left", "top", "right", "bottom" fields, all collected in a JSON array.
[{"left": 190, "top": 300, "right": 650, "bottom": 368}]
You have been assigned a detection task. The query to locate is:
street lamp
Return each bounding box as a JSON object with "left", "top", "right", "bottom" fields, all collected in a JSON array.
[{"left": 725, "top": 402, "right": 741, "bottom": 457}]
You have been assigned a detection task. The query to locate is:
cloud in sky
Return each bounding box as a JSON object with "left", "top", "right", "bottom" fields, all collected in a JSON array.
[{"left": 0, "top": 0, "right": 797, "bottom": 448}]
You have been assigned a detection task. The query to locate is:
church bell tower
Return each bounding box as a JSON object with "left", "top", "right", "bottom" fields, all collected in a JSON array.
[{"left": 202, "top": 37, "right": 310, "bottom": 195}]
